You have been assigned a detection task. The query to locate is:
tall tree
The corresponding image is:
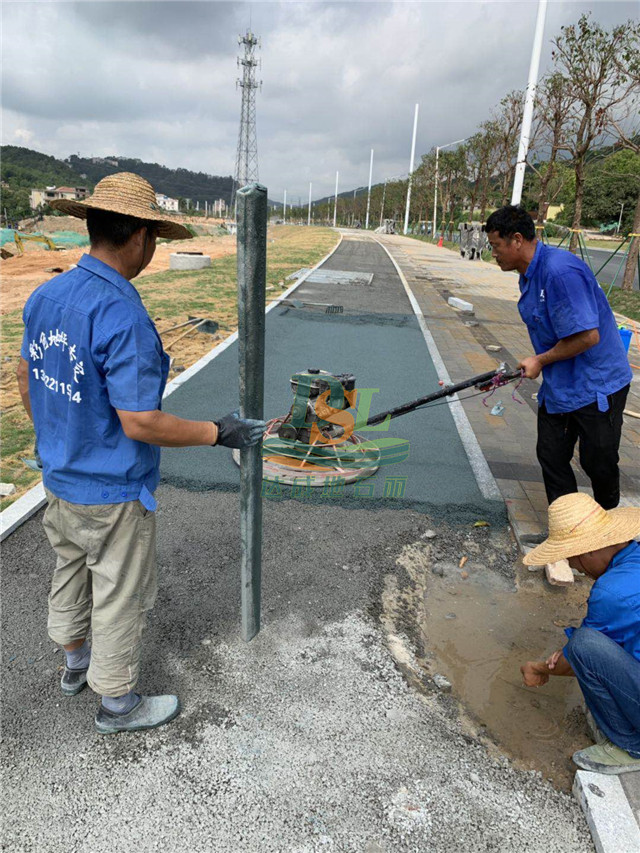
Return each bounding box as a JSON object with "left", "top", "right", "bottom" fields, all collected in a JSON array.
[
  {"left": 528, "top": 72, "right": 577, "bottom": 223},
  {"left": 606, "top": 23, "right": 640, "bottom": 290},
  {"left": 492, "top": 91, "right": 525, "bottom": 205},
  {"left": 551, "top": 14, "right": 640, "bottom": 251}
]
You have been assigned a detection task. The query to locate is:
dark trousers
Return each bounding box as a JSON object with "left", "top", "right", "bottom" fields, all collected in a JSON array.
[{"left": 536, "top": 384, "right": 629, "bottom": 510}]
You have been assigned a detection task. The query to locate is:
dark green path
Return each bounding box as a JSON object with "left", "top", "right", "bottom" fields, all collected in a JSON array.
[{"left": 161, "top": 237, "right": 505, "bottom": 523}]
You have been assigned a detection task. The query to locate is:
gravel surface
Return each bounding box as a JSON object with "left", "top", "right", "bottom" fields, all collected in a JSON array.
[{"left": 2, "top": 487, "right": 593, "bottom": 852}]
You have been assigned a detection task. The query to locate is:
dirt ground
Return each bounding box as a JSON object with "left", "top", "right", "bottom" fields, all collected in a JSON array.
[{"left": 1, "top": 234, "right": 236, "bottom": 315}]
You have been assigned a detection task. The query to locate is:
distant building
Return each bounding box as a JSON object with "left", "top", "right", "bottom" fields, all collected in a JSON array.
[
  {"left": 155, "top": 193, "right": 179, "bottom": 212},
  {"left": 29, "top": 186, "right": 88, "bottom": 210},
  {"left": 91, "top": 157, "right": 119, "bottom": 167}
]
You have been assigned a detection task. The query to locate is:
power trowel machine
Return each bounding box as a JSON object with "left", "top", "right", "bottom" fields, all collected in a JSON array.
[{"left": 234, "top": 364, "right": 523, "bottom": 486}]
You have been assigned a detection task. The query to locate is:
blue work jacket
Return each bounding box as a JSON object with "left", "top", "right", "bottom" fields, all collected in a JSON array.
[
  {"left": 21, "top": 254, "right": 169, "bottom": 508},
  {"left": 518, "top": 242, "right": 631, "bottom": 413},
  {"left": 565, "top": 540, "right": 640, "bottom": 662}
]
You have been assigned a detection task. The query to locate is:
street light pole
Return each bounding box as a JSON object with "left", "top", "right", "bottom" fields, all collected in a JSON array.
[
  {"left": 617, "top": 202, "right": 625, "bottom": 234},
  {"left": 365, "top": 148, "right": 374, "bottom": 230},
  {"left": 511, "top": 0, "right": 548, "bottom": 205},
  {"left": 403, "top": 104, "right": 419, "bottom": 235},
  {"left": 333, "top": 170, "right": 339, "bottom": 228}
]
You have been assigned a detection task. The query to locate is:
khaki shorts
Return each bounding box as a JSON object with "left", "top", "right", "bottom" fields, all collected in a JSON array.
[{"left": 42, "top": 489, "right": 157, "bottom": 697}]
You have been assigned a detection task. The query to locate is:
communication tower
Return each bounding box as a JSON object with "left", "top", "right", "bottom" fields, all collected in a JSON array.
[{"left": 233, "top": 31, "right": 261, "bottom": 208}]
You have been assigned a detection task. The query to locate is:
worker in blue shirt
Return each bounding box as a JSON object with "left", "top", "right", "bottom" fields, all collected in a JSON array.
[
  {"left": 521, "top": 492, "right": 640, "bottom": 774},
  {"left": 486, "top": 206, "right": 632, "bottom": 510},
  {"left": 17, "top": 173, "right": 265, "bottom": 735}
]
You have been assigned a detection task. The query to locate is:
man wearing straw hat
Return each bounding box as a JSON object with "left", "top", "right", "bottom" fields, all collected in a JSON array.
[
  {"left": 17, "top": 173, "right": 265, "bottom": 734},
  {"left": 521, "top": 492, "right": 640, "bottom": 774}
]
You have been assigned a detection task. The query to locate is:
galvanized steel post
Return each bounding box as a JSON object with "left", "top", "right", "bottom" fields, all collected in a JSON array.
[{"left": 236, "top": 183, "right": 267, "bottom": 641}]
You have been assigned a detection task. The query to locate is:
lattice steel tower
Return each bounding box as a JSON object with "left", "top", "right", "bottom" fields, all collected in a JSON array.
[{"left": 233, "top": 31, "right": 261, "bottom": 208}]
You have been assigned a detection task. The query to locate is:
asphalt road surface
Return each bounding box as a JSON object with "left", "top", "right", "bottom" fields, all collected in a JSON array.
[
  {"left": 580, "top": 246, "right": 638, "bottom": 292},
  {"left": 161, "top": 237, "right": 505, "bottom": 522}
]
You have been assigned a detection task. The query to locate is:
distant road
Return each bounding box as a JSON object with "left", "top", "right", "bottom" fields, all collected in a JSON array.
[{"left": 578, "top": 247, "right": 638, "bottom": 292}]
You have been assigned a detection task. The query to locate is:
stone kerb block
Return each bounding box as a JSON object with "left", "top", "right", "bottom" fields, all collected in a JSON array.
[{"left": 170, "top": 253, "right": 212, "bottom": 271}]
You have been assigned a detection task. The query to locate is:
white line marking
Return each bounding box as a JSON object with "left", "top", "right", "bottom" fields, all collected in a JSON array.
[{"left": 372, "top": 236, "right": 501, "bottom": 501}]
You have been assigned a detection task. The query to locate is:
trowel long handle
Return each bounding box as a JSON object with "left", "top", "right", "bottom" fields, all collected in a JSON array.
[{"left": 365, "top": 366, "right": 520, "bottom": 427}]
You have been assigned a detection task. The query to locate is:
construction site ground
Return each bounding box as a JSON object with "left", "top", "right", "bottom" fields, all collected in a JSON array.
[
  {"left": 2, "top": 231, "right": 619, "bottom": 852},
  {"left": 0, "top": 224, "right": 337, "bottom": 508}
]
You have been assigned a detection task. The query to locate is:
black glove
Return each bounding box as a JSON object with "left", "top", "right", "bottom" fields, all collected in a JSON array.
[{"left": 214, "top": 410, "right": 266, "bottom": 449}]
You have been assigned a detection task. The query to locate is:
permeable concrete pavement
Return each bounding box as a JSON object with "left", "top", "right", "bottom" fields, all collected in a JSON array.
[
  {"left": 161, "top": 236, "right": 505, "bottom": 524},
  {"left": 1, "top": 235, "right": 593, "bottom": 852}
]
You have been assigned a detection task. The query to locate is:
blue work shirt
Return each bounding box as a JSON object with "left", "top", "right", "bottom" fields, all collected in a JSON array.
[
  {"left": 21, "top": 254, "right": 170, "bottom": 507},
  {"left": 518, "top": 242, "right": 631, "bottom": 413},
  {"left": 565, "top": 540, "right": 640, "bottom": 662}
]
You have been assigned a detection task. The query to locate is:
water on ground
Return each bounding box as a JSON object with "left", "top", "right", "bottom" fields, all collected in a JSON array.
[{"left": 424, "top": 567, "right": 591, "bottom": 790}]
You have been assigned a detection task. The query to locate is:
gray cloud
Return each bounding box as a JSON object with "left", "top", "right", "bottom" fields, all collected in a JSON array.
[{"left": 2, "top": 0, "right": 637, "bottom": 200}]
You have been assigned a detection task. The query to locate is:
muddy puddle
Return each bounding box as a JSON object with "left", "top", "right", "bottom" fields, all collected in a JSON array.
[
  {"left": 425, "top": 567, "right": 592, "bottom": 790},
  {"left": 386, "top": 534, "right": 595, "bottom": 791}
]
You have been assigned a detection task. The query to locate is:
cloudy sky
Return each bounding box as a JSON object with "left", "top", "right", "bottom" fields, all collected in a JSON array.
[{"left": 2, "top": 0, "right": 636, "bottom": 202}]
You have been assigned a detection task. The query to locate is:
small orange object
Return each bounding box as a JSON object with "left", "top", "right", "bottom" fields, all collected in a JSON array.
[
  {"left": 459, "top": 556, "right": 468, "bottom": 569},
  {"left": 437, "top": 236, "right": 444, "bottom": 247}
]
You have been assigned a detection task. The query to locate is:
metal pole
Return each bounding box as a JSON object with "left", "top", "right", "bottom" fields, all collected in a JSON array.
[
  {"left": 283, "top": 189, "right": 287, "bottom": 224},
  {"left": 511, "top": 0, "right": 548, "bottom": 205},
  {"left": 308, "top": 182, "right": 312, "bottom": 226},
  {"left": 433, "top": 147, "right": 440, "bottom": 239},
  {"left": 236, "top": 183, "right": 267, "bottom": 642},
  {"left": 365, "top": 149, "right": 374, "bottom": 230},
  {"left": 404, "top": 103, "right": 419, "bottom": 235},
  {"left": 333, "top": 171, "right": 339, "bottom": 227},
  {"left": 616, "top": 203, "right": 624, "bottom": 234}
]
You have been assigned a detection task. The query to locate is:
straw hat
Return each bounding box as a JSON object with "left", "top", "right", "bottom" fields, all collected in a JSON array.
[
  {"left": 523, "top": 492, "right": 640, "bottom": 566},
  {"left": 50, "top": 172, "right": 192, "bottom": 240}
]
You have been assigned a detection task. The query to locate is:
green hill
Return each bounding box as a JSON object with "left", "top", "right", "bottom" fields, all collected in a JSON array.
[
  {"left": 1, "top": 146, "right": 234, "bottom": 222},
  {"left": 67, "top": 154, "right": 233, "bottom": 208}
]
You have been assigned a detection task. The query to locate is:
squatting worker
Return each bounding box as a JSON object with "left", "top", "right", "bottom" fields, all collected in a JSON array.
[
  {"left": 16, "top": 173, "right": 266, "bottom": 735},
  {"left": 520, "top": 493, "right": 640, "bottom": 775},
  {"left": 486, "top": 206, "right": 632, "bottom": 510}
]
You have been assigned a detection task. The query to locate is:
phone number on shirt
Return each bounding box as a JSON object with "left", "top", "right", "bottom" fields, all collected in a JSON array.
[{"left": 32, "top": 368, "right": 82, "bottom": 404}]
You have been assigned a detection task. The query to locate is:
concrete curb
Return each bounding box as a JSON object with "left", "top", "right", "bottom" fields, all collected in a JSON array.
[
  {"left": 573, "top": 770, "right": 640, "bottom": 853},
  {"left": 0, "top": 232, "right": 344, "bottom": 542},
  {"left": 372, "top": 235, "right": 502, "bottom": 502}
]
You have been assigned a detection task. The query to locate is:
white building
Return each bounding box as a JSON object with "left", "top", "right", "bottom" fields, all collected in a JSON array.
[
  {"left": 155, "top": 193, "right": 179, "bottom": 212},
  {"left": 29, "top": 186, "right": 88, "bottom": 210}
]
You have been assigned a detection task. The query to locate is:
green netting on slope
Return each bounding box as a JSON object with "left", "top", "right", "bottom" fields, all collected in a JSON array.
[
  {"left": 49, "top": 231, "right": 90, "bottom": 247},
  {"left": 1, "top": 229, "right": 90, "bottom": 248}
]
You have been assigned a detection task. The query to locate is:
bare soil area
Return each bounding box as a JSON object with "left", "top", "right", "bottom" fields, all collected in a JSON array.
[{"left": 1, "top": 234, "right": 236, "bottom": 315}]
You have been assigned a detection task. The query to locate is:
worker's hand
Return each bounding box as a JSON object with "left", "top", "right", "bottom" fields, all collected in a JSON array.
[
  {"left": 520, "top": 661, "right": 549, "bottom": 688},
  {"left": 546, "top": 649, "right": 564, "bottom": 671},
  {"left": 517, "top": 356, "right": 543, "bottom": 380},
  {"left": 214, "top": 410, "right": 266, "bottom": 449}
]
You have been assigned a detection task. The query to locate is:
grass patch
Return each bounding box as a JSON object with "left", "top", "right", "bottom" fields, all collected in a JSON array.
[
  {"left": 0, "top": 226, "right": 338, "bottom": 509},
  {"left": 607, "top": 289, "right": 640, "bottom": 323}
]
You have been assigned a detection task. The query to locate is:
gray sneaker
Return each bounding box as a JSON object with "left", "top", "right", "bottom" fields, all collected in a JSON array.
[
  {"left": 95, "top": 695, "right": 180, "bottom": 735},
  {"left": 61, "top": 665, "right": 89, "bottom": 697}
]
